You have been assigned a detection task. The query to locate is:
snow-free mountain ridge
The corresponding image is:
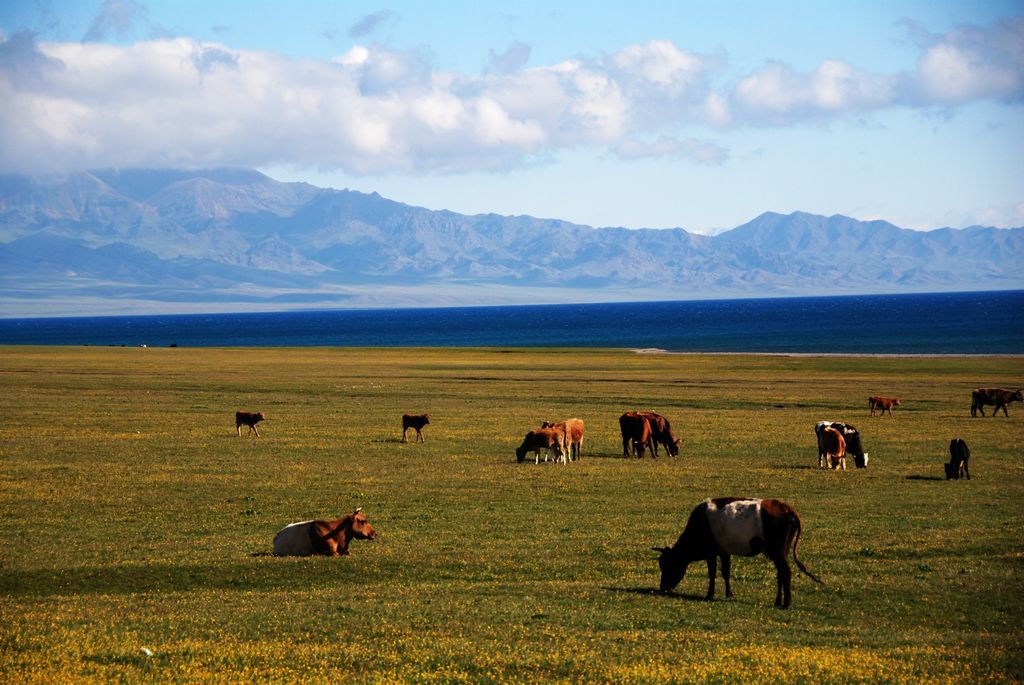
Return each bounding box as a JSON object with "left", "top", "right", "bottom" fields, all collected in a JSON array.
[{"left": 1, "top": 169, "right": 1020, "bottom": 316}]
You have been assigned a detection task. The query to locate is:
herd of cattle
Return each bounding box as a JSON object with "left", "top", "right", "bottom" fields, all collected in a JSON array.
[{"left": 248, "top": 386, "right": 1018, "bottom": 608}]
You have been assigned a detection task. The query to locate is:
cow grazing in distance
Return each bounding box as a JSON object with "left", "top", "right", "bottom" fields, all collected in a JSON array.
[
  {"left": 516, "top": 427, "right": 566, "bottom": 464},
  {"left": 619, "top": 412, "right": 654, "bottom": 458},
  {"left": 638, "top": 411, "right": 681, "bottom": 457},
  {"left": 946, "top": 438, "right": 971, "bottom": 480},
  {"left": 402, "top": 413, "right": 431, "bottom": 443},
  {"left": 868, "top": 396, "right": 901, "bottom": 417},
  {"left": 236, "top": 410, "right": 266, "bottom": 437},
  {"left": 542, "top": 418, "right": 585, "bottom": 461},
  {"left": 273, "top": 507, "right": 377, "bottom": 557},
  {"left": 818, "top": 426, "right": 846, "bottom": 470},
  {"left": 652, "top": 498, "right": 823, "bottom": 609},
  {"left": 815, "top": 421, "right": 869, "bottom": 468},
  {"left": 971, "top": 388, "right": 1023, "bottom": 417}
]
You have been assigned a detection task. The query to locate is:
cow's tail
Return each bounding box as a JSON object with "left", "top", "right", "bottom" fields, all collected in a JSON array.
[{"left": 790, "top": 511, "right": 824, "bottom": 585}]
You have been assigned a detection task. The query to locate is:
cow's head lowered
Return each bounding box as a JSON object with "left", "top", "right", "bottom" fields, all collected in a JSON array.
[{"left": 652, "top": 545, "right": 686, "bottom": 592}]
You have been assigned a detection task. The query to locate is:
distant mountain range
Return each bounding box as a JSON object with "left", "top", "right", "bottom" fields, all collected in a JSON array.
[{"left": 1, "top": 168, "right": 1021, "bottom": 316}]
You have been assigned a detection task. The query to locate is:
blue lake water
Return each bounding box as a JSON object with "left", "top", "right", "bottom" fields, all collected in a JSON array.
[{"left": 0, "top": 291, "right": 1021, "bottom": 354}]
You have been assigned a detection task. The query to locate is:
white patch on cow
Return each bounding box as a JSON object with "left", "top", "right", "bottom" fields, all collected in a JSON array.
[
  {"left": 705, "top": 499, "right": 764, "bottom": 556},
  {"left": 273, "top": 520, "right": 315, "bottom": 556}
]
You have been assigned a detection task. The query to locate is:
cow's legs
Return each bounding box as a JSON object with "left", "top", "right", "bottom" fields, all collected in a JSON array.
[
  {"left": 251, "top": 425, "right": 260, "bottom": 437},
  {"left": 705, "top": 557, "right": 717, "bottom": 600},
  {"left": 999, "top": 404, "right": 1009, "bottom": 417},
  {"left": 721, "top": 554, "right": 734, "bottom": 598},
  {"left": 402, "top": 428, "right": 408, "bottom": 443},
  {"left": 770, "top": 552, "right": 792, "bottom": 608}
]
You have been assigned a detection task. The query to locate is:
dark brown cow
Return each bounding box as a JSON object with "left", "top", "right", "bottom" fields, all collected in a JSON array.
[
  {"left": 868, "top": 396, "right": 901, "bottom": 417},
  {"left": 653, "top": 498, "right": 823, "bottom": 609},
  {"left": 273, "top": 507, "right": 378, "bottom": 556},
  {"left": 236, "top": 410, "right": 266, "bottom": 437},
  {"left": 516, "top": 427, "right": 566, "bottom": 464},
  {"left": 637, "top": 411, "right": 681, "bottom": 457},
  {"left": 619, "top": 412, "right": 654, "bottom": 458},
  {"left": 402, "top": 413, "right": 432, "bottom": 442},
  {"left": 971, "top": 388, "right": 1023, "bottom": 417},
  {"left": 541, "top": 418, "right": 585, "bottom": 461}
]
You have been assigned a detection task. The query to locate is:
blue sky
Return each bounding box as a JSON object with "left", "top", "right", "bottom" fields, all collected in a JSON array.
[{"left": 1, "top": 1, "right": 1022, "bottom": 233}]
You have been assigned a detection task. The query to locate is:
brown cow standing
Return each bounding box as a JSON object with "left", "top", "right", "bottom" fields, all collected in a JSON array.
[
  {"left": 273, "top": 508, "right": 377, "bottom": 556},
  {"left": 402, "top": 413, "right": 431, "bottom": 442},
  {"left": 868, "top": 396, "right": 901, "bottom": 417},
  {"left": 820, "top": 426, "right": 846, "bottom": 470},
  {"left": 236, "top": 410, "right": 266, "bottom": 437},
  {"left": 516, "top": 427, "right": 566, "bottom": 464},
  {"left": 971, "top": 388, "right": 1023, "bottom": 417},
  {"left": 542, "top": 418, "right": 585, "bottom": 461},
  {"left": 637, "top": 411, "right": 681, "bottom": 457},
  {"left": 619, "top": 412, "right": 654, "bottom": 458}
]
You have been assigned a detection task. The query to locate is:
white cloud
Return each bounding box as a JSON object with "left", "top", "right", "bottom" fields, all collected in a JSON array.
[
  {"left": 731, "top": 59, "right": 895, "bottom": 122},
  {"left": 0, "top": 21, "right": 1020, "bottom": 176},
  {"left": 729, "top": 18, "right": 1023, "bottom": 123},
  {"left": 914, "top": 19, "right": 1024, "bottom": 104}
]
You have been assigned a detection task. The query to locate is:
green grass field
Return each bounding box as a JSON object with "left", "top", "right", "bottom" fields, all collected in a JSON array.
[{"left": 1, "top": 346, "right": 1022, "bottom": 683}]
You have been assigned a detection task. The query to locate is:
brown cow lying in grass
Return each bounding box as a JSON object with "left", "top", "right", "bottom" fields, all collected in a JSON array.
[
  {"left": 236, "top": 410, "right": 266, "bottom": 437},
  {"left": 402, "top": 413, "right": 431, "bottom": 443},
  {"left": 868, "top": 396, "right": 901, "bottom": 417},
  {"left": 273, "top": 507, "right": 377, "bottom": 556}
]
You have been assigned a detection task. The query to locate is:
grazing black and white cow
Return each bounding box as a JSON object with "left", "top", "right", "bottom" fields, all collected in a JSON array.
[
  {"left": 945, "top": 438, "right": 971, "bottom": 480},
  {"left": 652, "top": 498, "right": 823, "bottom": 609},
  {"left": 815, "top": 421, "right": 869, "bottom": 468}
]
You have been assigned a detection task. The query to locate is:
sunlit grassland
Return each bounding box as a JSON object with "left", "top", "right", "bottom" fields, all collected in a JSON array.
[{"left": 1, "top": 346, "right": 1022, "bottom": 683}]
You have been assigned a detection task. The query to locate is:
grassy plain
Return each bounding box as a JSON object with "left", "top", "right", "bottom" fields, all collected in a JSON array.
[{"left": 0, "top": 346, "right": 1022, "bottom": 683}]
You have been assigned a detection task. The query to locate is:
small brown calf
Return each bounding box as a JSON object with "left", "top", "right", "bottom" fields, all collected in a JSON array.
[{"left": 868, "top": 396, "right": 901, "bottom": 417}]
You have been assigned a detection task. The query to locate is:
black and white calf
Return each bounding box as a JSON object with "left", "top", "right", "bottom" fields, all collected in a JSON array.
[
  {"left": 653, "top": 498, "right": 823, "bottom": 609},
  {"left": 815, "top": 421, "right": 869, "bottom": 468}
]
